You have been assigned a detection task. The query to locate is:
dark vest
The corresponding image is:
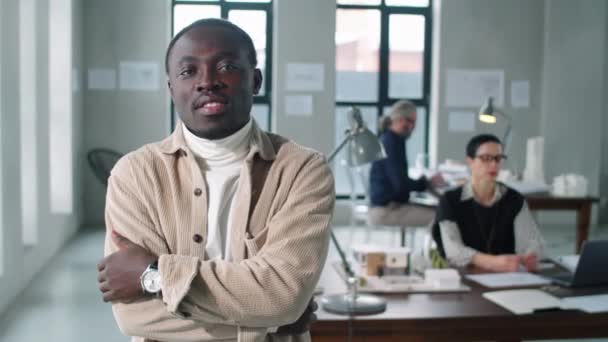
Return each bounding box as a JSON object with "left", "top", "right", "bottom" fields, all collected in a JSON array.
[{"left": 432, "top": 185, "right": 524, "bottom": 258}]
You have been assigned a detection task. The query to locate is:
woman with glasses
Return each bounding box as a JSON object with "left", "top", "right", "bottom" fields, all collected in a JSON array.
[{"left": 432, "top": 134, "right": 544, "bottom": 272}]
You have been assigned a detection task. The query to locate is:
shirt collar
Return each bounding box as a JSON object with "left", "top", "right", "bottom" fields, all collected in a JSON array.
[
  {"left": 460, "top": 181, "right": 506, "bottom": 205},
  {"left": 157, "top": 118, "right": 276, "bottom": 161}
]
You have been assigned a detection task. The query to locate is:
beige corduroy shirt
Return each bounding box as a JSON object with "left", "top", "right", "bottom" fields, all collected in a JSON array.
[{"left": 104, "top": 120, "right": 335, "bottom": 342}]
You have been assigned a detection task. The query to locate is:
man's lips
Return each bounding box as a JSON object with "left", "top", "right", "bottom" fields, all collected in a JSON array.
[{"left": 193, "top": 96, "right": 228, "bottom": 116}]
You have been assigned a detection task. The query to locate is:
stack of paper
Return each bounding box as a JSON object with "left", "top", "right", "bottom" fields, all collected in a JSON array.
[
  {"left": 553, "top": 255, "right": 580, "bottom": 273},
  {"left": 483, "top": 289, "right": 561, "bottom": 314},
  {"left": 483, "top": 290, "right": 608, "bottom": 315},
  {"left": 466, "top": 272, "right": 552, "bottom": 288}
]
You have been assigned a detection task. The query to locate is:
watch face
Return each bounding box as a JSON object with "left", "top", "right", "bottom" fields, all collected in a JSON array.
[{"left": 142, "top": 270, "right": 162, "bottom": 293}]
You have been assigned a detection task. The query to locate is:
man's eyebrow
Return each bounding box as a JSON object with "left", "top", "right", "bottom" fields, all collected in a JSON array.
[{"left": 177, "top": 56, "right": 199, "bottom": 65}]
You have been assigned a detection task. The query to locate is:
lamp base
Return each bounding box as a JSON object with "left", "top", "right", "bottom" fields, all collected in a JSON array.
[{"left": 321, "top": 293, "right": 387, "bottom": 315}]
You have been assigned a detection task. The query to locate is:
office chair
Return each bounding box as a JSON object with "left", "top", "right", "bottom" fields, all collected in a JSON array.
[{"left": 87, "top": 148, "right": 123, "bottom": 187}]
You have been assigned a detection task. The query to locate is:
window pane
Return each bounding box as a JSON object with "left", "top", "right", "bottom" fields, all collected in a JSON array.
[
  {"left": 382, "top": 106, "right": 427, "bottom": 168},
  {"left": 251, "top": 104, "right": 270, "bottom": 132},
  {"left": 337, "top": 0, "right": 381, "bottom": 5},
  {"left": 228, "top": 10, "right": 267, "bottom": 96},
  {"left": 334, "top": 106, "right": 378, "bottom": 196},
  {"left": 388, "top": 14, "right": 425, "bottom": 99},
  {"left": 336, "top": 9, "right": 380, "bottom": 102},
  {"left": 173, "top": 5, "right": 221, "bottom": 34},
  {"left": 385, "top": 0, "right": 429, "bottom": 6},
  {"left": 49, "top": 0, "right": 73, "bottom": 214}
]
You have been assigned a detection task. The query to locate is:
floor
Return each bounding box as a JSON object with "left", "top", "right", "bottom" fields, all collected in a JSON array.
[{"left": 0, "top": 223, "right": 607, "bottom": 342}]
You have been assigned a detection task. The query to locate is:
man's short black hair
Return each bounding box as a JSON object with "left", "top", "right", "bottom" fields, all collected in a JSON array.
[
  {"left": 165, "top": 18, "right": 257, "bottom": 74},
  {"left": 466, "top": 134, "right": 502, "bottom": 158}
]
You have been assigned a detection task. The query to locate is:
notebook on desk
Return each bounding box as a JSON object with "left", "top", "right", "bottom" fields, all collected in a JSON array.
[{"left": 545, "top": 240, "right": 608, "bottom": 288}]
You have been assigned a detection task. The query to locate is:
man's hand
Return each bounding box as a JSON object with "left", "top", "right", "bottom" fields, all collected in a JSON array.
[
  {"left": 97, "top": 231, "right": 157, "bottom": 303},
  {"left": 275, "top": 299, "right": 318, "bottom": 336}
]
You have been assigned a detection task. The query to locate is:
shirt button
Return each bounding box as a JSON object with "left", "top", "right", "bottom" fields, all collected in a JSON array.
[
  {"left": 194, "top": 188, "right": 202, "bottom": 196},
  {"left": 193, "top": 234, "right": 203, "bottom": 243}
]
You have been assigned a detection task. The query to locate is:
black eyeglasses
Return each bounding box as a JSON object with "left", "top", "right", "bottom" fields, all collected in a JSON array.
[{"left": 475, "top": 154, "right": 507, "bottom": 163}]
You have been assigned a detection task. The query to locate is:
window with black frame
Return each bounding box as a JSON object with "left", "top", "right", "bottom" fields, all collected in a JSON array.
[
  {"left": 171, "top": 0, "right": 273, "bottom": 131},
  {"left": 334, "top": 0, "right": 432, "bottom": 197}
]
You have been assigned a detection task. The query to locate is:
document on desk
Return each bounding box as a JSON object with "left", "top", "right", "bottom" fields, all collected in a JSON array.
[
  {"left": 552, "top": 255, "right": 580, "bottom": 273},
  {"left": 484, "top": 291, "right": 608, "bottom": 314},
  {"left": 483, "top": 289, "right": 561, "bottom": 314},
  {"left": 466, "top": 272, "right": 552, "bottom": 288},
  {"left": 561, "top": 294, "right": 608, "bottom": 313}
]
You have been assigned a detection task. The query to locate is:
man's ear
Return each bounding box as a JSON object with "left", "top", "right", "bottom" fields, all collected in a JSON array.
[
  {"left": 167, "top": 80, "right": 174, "bottom": 96},
  {"left": 253, "top": 69, "right": 263, "bottom": 95}
]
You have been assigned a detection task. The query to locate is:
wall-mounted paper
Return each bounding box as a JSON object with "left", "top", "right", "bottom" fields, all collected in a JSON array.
[
  {"left": 119, "top": 62, "right": 160, "bottom": 91},
  {"left": 286, "top": 63, "right": 324, "bottom": 91},
  {"left": 448, "top": 111, "right": 475, "bottom": 132},
  {"left": 511, "top": 80, "right": 530, "bottom": 108},
  {"left": 445, "top": 69, "right": 504, "bottom": 107},
  {"left": 88, "top": 68, "right": 116, "bottom": 90},
  {"left": 285, "top": 95, "right": 313, "bottom": 116}
]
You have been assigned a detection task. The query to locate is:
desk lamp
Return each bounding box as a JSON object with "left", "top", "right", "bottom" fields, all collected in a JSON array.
[
  {"left": 478, "top": 97, "right": 512, "bottom": 154},
  {"left": 322, "top": 106, "right": 387, "bottom": 315}
]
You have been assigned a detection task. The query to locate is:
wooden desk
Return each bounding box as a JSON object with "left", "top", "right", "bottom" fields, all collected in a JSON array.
[
  {"left": 312, "top": 266, "right": 608, "bottom": 341},
  {"left": 525, "top": 195, "right": 599, "bottom": 253}
]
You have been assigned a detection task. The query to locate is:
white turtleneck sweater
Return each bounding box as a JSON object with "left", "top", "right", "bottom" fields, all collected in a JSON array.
[{"left": 182, "top": 120, "right": 252, "bottom": 261}]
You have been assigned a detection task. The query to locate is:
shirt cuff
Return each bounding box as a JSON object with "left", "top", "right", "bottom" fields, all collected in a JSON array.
[{"left": 159, "top": 254, "right": 200, "bottom": 315}]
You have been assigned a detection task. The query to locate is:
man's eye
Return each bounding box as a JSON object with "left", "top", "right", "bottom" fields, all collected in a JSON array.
[
  {"left": 219, "top": 64, "right": 239, "bottom": 72},
  {"left": 179, "top": 68, "right": 194, "bottom": 77}
]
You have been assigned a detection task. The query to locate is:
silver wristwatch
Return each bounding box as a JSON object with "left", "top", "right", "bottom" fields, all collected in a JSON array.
[{"left": 140, "top": 260, "right": 162, "bottom": 295}]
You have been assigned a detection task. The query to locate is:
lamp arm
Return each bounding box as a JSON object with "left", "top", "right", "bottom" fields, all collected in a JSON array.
[
  {"left": 330, "top": 228, "right": 355, "bottom": 278},
  {"left": 495, "top": 110, "right": 512, "bottom": 154},
  {"left": 327, "top": 130, "right": 352, "bottom": 163},
  {"left": 326, "top": 130, "right": 357, "bottom": 279}
]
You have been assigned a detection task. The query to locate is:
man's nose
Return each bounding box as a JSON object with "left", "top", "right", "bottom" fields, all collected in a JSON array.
[{"left": 195, "top": 68, "right": 220, "bottom": 92}]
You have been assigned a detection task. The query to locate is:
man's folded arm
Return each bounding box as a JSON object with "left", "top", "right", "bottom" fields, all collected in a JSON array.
[
  {"left": 160, "top": 154, "right": 335, "bottom": 328},
  {"left": 105, "top": 156, "right": 227, "bottom": 341}
]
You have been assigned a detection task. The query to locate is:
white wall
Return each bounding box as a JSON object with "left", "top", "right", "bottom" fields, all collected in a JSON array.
[
  {"left": 431, "top": 0, "right": 545, "bottom": 172},
  {"left": 0, "top": 0, "right": 84, "bottom": 314},
  {"left": 82, "top": 0, "right": 171, "bottom": 224},
  {"left": 272, "top": 0, "right": 336, "bottom": 157},
  {"left": 540, "top": 0, "right": 607, "bottom": 224}
]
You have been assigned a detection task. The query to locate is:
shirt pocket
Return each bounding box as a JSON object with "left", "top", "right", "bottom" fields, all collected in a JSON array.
[{"left": 244, "top": 226, "right": 269, "bottom": 258}]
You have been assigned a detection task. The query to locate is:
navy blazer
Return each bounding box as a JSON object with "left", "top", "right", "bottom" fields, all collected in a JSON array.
[{"left": 369, "top": 130, "right": 427, "bottom": 206}]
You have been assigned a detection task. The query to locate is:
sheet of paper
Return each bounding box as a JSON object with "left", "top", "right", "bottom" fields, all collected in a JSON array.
[
  {"left": 553, "top": 255, "right": 580, "bottom": 273},
  {"left": 483, "top": 289, "right": 561, "bottom": 314},
  {"left": 88, "top": 68, "right": 116, "bottom": 90},
  {"left": 445, "top": 69, "right": 504, "bottom": 107},
  {"left": 285, "top": 95, "right": 313, "bottom": 116},
  {"left": 511, "top": 80, "right": 530, "bottom": 108},
  {"left": 561, "top": 294, "right": 608, "bottom": 313},
  {"left": 466, "top": 272, "right": 552, "bottom": 288},
  {"left": 286, "top": 63, "right": 324, "bottom": 91},
  {"left": 448, "top": 111, "right": 475, "bottom": 132},
  {"left": 119, "top": 62, "right": 160, "bottom": 91}
]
